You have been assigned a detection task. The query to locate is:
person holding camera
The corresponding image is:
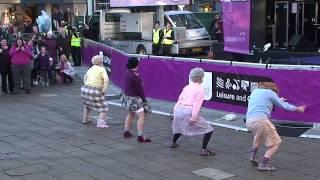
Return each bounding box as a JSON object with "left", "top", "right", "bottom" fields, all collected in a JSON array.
[{"left": 9, "top": 37, "right": 33, "bottom": 94}]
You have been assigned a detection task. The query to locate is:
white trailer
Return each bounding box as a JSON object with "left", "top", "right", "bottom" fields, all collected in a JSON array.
[{"left": 88, "top": 8, "right": 213, "bottom": 55}]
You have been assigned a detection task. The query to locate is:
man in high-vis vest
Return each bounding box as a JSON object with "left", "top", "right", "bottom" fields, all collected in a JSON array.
[
  {"left": 152, "top": 21, "right": 164, "bottom": 55},
  {"left": 71, "top": 27, "right": 81, "bottom": 66},
  {"left": 162, "top": 22, "right": 175, "bottom": 56}
]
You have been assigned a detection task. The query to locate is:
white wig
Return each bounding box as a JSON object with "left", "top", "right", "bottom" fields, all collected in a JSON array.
[
  {"left": 91, "top": 55, "right": 103, "bottom": 65},
  {"left": 189, "top": 67, "right": 204, "bottom": 83}
]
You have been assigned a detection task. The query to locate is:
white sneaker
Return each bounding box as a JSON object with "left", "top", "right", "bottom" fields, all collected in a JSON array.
[
  {"left": 34, "top": 81, "right": 39, "bottom": 86},
  {"left": 97, "top": 119, "right": 109, "bottom": 128}
]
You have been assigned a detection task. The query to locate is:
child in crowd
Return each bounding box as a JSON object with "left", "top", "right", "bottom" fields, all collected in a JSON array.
[
  {"left": 27, "top": 39, "right": 40, "bottom": 86},
  {"left": 59, "top": 54, "right": 75, "bottom": 83},
  {"left": 35, "top": 46, "right": 51, "bottom": 87}
]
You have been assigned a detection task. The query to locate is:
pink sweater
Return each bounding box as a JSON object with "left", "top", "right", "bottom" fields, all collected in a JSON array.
[
  {"left": 9, "top": 45, "right": 32, "bottom": 65},
  {"left": 174, "top": 82, "right": 205, "bottom": 121}
]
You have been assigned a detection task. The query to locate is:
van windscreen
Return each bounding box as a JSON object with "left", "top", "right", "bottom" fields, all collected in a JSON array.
[
  {"left": 169, "top": 14, "right": 203, "bottom": 29},
  {"left": 105, "top": 14, "right": 121, "bottom": 22}
]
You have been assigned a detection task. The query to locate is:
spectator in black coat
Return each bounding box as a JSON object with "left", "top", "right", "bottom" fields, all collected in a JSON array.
[
  {"left": 0, "top": 39, "right": 13, "bottom": 94},
  {"left": 57, "top": 29, "right": 71, "bottom": 58},
  {"left": 82, "top": 24, "right": 91, "bottom": 39}
]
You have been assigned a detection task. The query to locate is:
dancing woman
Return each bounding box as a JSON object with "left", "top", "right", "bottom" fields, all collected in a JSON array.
[
  {"left": 246, "top": 82, "right": 306, "bottom": 171},
  {"left": 170, "top": 68, "right": 215, "bottom": 156}
]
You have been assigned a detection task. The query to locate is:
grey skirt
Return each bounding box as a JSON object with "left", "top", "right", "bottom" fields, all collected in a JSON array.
[
  {"left": 120, "top": 94, "right": 144, "bottom": 112},
  {"left": 172, "top": 104, "right": 214, "bottom": 136},
  {"left": 81, "top": 85, "right": 108, "bottom": 112}
]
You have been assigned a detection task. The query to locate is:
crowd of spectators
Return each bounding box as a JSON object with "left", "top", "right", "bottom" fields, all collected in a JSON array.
[{"left": 0, "top": 25, "right": 76, "bottom": 95}]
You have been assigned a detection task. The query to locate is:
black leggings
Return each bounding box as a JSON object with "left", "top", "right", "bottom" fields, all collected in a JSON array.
[
  {"left": 1, "top": 71, "right": 14, "bottom": 93},
  {"left": 173, "top": 131, "right": 213, "bottom": 149},
  {"left": 71, "top": 47, "right": 81, "bottom": 66}
]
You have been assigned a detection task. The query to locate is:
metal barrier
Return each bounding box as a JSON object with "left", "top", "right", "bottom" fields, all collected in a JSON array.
[{"left": 82, "top": 38, "right": 320, "bottom": 137}]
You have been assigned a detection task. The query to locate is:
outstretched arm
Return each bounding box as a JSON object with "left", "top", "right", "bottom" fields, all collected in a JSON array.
[{"left": 270, "top": 91, "right": 297, "bottom": 111}]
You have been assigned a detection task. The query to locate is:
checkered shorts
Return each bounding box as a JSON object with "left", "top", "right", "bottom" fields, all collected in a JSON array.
[
  {"left": 81, "top": 85, "right": 108, "bottom": 112},
  {"left": 246, "top": 118, "right": 282, "bottom": 147}
]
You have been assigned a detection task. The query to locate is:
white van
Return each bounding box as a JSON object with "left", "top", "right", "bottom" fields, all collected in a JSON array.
[{"left": 88, "top": 8, "right": 212, "bottom": 55}]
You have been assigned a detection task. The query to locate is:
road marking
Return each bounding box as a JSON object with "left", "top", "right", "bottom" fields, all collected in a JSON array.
[
  {"left": 192, "top": 168, "right": 235, "bottom": 180},
  {"left": 39, "top": 93, "right": 59, "bottom": 97}
]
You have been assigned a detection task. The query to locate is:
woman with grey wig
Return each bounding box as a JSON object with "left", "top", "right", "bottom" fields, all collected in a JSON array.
[
  {"left": 81, "top": 55, "right": 109, "bottom": 128},
  {"left": 170, "top": 68, "right": 215, "bottom": 156}
]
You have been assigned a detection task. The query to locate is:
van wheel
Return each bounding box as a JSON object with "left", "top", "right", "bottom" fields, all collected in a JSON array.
[{"left": 137, "top": 45, "right": 146, "bottom": 55}]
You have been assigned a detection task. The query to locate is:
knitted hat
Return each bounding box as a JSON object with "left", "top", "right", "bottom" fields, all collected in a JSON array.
[{"left": 126, "top": 57, "right": 140, "bottom": 69}]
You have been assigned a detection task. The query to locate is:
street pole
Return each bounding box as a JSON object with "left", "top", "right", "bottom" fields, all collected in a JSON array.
[
  {"left": 87, "top": 0, "right": 94, "bottom": 16},
  {"left": 45, "top": 3, "right": 52, "bottom": 32},
  {"left": 158, "top": 5, "right": 164, "bottom": 28}
]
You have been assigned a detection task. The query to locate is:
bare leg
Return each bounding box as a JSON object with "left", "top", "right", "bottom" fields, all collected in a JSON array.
[
  {"left": 136, "top": 111, "right": 145, "bottom": 136},
  {"left": 123, "top": 112, "right": 135, "bottom": 138},
  {"left": 82, "top": 107, "right": 91, "bottom": 123},
  {"left": 136, "top": 111, "right": 151, "bottom": 142},
  {"left": 253, "top": 132, "right": 263, "bottom": 148},
  {"left": 258, "top": 143, "right": 281, "bottom": 171},
  {"left": 250, "top": 133, "right": 262, "bottom": 165},
  {"left": 264, "top": 143, "right": 280, "bottom": 159},
  {"left": 125, "top": 112, "right": 135, "bottom": 131}
]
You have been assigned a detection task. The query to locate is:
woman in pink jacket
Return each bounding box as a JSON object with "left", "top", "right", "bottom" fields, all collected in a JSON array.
[
  {"left": 9, "top": 38, "right": 33, "bottom": 94},
  {"left": 170, "top": 68, "right": 215, "bottom": 156}
]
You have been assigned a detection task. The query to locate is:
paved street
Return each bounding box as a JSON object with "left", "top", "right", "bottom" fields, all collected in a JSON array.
[{"left": 0, "top": 78, "right": 319, "bottom": 180}]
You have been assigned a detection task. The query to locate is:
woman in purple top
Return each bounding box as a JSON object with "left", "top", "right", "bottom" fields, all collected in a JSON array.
[
  {"left": 120, "top": 57, "right": 151, "bottom": 143},
  {"left": 9, "top": 38, "right": 33, "bottom": 94}
]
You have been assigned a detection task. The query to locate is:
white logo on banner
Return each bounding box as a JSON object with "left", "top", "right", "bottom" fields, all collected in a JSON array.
[
  {"left": 232, "top": 79, "right": 240, "bottom": 90},
  {"left": 188, "top": 72, "right": 213, "bottom": 101},
  {"left": 225, "top": 79, "right": 232, "bottom": 89},
  {"left": 216, "top": 77, "right": 224, "bottom": 89},
  {"left": 202, "top": 72, "right": 213, "bottom": 101},
  {"left": 241, "top": 80, "right": 249, "bottom": 91},
  {"left": 250, "top": 82, "right": 259, "bottom": 92}
]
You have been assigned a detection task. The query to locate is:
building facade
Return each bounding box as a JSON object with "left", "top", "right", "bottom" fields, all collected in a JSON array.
[{"left": 0, "top": 0, "right": 87, "bottom": 26}]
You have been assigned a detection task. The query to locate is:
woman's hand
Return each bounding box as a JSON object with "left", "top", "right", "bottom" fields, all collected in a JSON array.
[
  {"left": 189, "top": 121, "right": 196, "bottom": 126},
  {"left": 296, "top": 105, "right": 306, "bottom": 113},
  {"left": 189, "top": 118, "right": 197, "bottom": 126},
  {"left": 280, "top": 97, "right": 287, "bottom": 101}
]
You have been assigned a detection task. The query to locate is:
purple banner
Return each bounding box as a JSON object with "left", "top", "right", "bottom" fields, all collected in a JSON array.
[
  {"left": 82, "top": 39, "right": 320, "bottom": 123},
  {"left": 223, "top": 1, "right": 251, "bottom": 54},
  {"left": 82, "top": 40, "right": 113, "bottom": 67},
  {"left": 110, "top": 0, "right": 189, "bottom": 7}
]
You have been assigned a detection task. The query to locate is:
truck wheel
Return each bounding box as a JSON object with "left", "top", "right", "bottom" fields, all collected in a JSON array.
[{"left": 137, "top": 45, "right": 146, "bottom": 55}]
